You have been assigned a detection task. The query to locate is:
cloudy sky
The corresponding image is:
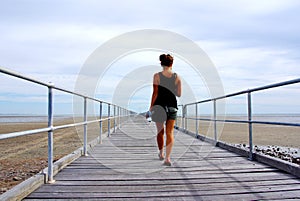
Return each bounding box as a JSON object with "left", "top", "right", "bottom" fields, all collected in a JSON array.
[{"left": 1, "top": 0, "right": 300, "bottom": 115}]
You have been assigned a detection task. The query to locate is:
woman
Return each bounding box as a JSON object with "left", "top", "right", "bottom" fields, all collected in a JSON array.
[{"left": 148, "top": 54, "right": 182, "bottom": 166}]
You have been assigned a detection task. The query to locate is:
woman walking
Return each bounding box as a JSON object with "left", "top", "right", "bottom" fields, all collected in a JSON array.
[{"left": 148, "top": 54, "right": 182, "bottom": 166}]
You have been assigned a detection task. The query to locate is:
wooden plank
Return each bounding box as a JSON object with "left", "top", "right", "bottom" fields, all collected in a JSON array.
[
  {"left": 51, "top": 171, "right": 295, "bottom": 182},
  {"left": 25, "top": 185, "right": 300, "bottom": 200},
  {"left": 26, "top": 176, "right": 300, "bottom": 188},
  {"left": 27, "top": 180, "right": 300, "bottom": 193},
  {"left": 25, "top": 185, "right": 300, "bottom": 196}
]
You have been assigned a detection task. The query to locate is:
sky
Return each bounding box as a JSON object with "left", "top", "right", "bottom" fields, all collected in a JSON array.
[{"left": 1, "top": 0, "right": 300, "bottom": 115}]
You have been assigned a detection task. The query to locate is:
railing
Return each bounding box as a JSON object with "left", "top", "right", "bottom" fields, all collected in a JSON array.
[
  {"left": 181, "top": 78, "right": 300, "bottom": 160},
  {"left": 0, "top": 67, "right": 133, "bottom": 183}
]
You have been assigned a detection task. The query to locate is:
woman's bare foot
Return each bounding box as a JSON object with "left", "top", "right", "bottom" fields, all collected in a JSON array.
[
  {"left": 158, "top": 153, "right": 164, "bottom": 160},
  {"left": 163, "top": 160, "right": 172, "bottom": 166},
  {"left": 158, "top": 150, "right": 164, "bottom": 160}
]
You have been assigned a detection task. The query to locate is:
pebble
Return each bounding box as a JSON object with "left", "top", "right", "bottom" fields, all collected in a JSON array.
[
  {"left": 1, "top": 187, "right": 8, "bottom": 193},
  {"left": 292, "top": 157, "right": 300, "bottom": 164},
  {"left": 13, "top": 176, "right": 23, "bottom": 181},
  {"left": 30, "top": 169, "right": 39, "bottom": 173}
]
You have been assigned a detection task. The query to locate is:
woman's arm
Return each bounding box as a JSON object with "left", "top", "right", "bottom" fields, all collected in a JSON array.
[
  {"left": 149, "top": 73, "right": 160, "bottom": 111},
  {"left": 175, "top": 75, "right": 182, "bottom": 97}
]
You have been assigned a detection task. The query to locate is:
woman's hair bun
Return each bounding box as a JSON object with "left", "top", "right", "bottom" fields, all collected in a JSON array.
[
  {"left": 159, "top": 54, "right": 173, "bottom": 66},
  {"left": 159, "top": 54, "right": 166, "bottom": 61}
]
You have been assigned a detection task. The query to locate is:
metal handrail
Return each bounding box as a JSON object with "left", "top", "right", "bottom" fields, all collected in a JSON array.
[
  {"left": 0, "top": 127, "right": 51, "bottom": 139},
  {"left": 185, "top": 77, "right": 300, "bottom": 105},
  {"left": 181, "top": 77, "right": 300, "bottom": 160},
  {"left": 0, "top": 66, "right": 134, "bottom": 183},
  {"left": 0, "top": 117, "right": 114, "bottom": 140},
  {"left": 185, "top": 117, "right": 300, "bottom": 127},
  {"left": 0, "top": 67, "right": 120, "bottom": 105}
]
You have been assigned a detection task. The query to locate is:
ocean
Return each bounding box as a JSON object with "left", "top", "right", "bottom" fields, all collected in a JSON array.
[
  {"left": 0, "top": 114, "right": 300, "bottom": 124},
  {"left": 222, "top": 114, "right": 300, "bottom": 124},
  {"left": 0, "top": 115, "right": 72, "bottom": 123}
]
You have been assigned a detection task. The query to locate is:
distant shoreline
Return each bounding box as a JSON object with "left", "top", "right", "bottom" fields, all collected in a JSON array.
[
  {"left": 1, "top": 113, "right": 300, "bottom": 123},
  {"left": 0, "top": 115, "right": 73, "bottom": 123}
]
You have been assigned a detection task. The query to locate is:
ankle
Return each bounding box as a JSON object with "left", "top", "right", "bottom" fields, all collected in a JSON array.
[{"left": 165, "top": 158, "right": 171, "bottom": 162}]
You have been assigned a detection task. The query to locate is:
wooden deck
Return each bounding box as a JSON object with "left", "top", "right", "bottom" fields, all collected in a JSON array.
[{"left": 25, "top": 116, "right": 300, "bottom": 200}]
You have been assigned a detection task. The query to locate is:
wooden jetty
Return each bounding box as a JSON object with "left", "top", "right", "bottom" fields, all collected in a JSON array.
[{"left": 24, "top": 116, "right": 300, "bottom": 200}]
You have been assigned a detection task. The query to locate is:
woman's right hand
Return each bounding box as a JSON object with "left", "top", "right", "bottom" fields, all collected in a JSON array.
[{"left": 146, "top": 111, "right": 151, "bottom": 118}]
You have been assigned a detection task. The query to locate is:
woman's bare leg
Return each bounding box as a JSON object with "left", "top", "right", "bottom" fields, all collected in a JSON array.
[
  {"left": 165, "top": 119, "right": 175, "bottom": 163},
  {"left": 155, "top": 122, "right": 164, "bottom": 158}
]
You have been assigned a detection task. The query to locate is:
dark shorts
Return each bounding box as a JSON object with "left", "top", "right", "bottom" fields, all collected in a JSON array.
[{"left": 151, "top": 105, "right": 177, "bottom": 123}]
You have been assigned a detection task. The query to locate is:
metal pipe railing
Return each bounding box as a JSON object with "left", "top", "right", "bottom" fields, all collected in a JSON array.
[
  {"left": 0, "top": 66, "right": 133, "bottom": 183},
  {"left": 247, "top": 92, "right": 253, "bottom": 160},
  {"left": 83, "top": 97, "right": 88, "bottom": 156},
  {"left": 99, "top": 102, "right": 103, "bottom": 143},
  {"left": 114, "top": 105, "right": 116, "bottom": 133},
  {"left": 213, "top": 100, "right": 217, "bottom": 143},
  {"left": 47, "top": 84, "right": 54, "bottom": 182},
  {"left": 107, "top": 104, "right": 111, "bottom": 137},
  {"left": 195, "top": 103, "right": 198, "bottom": 137},
  {"left": 182, "top": 77, "right": 300, "bottom": 160}
]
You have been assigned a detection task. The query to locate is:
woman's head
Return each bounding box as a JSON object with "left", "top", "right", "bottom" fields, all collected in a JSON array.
[{"left": 160, "top": 54, "right": 173, "bottom": 67}]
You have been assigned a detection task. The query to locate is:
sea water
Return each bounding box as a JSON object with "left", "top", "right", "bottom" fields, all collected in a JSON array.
[
  {"left": 0, "top": 115, "right": 71, "bottom": 123},
  {"left": 215, "top": 114, "right": 300, "bottom": 124},
  {"left": 1, "top": 114, "right": 300, "bottom": 124}
]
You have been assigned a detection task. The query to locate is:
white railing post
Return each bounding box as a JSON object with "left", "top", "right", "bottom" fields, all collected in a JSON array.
[
  {"left": 181, "top": 105, "right": 184, "bottom": 130},
  {"left": 184, "top": 105, "right": 188, "bottom": 132},
  {"left": 119, "top": 107, "right": 122, "bottom": 128},
  {"left": 47, "top": 84, "right": 55, "bottom": 183},
  {"left": 248, "top": 92, "right": 254, "bottom": 160},
  {"left": 83, "top": 97, "right": 88, "bottom": 156},
  {"left": 195, "top": 103, "right": 198, "bottom": 137},
  {"left": 99, "top": 101, "right": 103, "bottom": 144},
  {"left": 213, "top": 99, "right": 217, "bottom": 144},
  {"left": 108, "top": 104, "right": 111, "bottom": 137},
  {"left": 113, "top": 105, "right": 116, "bottom": 133},
  {"left": 118, "top": 106, "right": 121, "bottom": 129}
]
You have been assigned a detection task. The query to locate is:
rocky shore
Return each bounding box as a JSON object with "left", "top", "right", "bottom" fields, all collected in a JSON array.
[{"left": 235, "top": 144, "right": 300, "bottom": 165}]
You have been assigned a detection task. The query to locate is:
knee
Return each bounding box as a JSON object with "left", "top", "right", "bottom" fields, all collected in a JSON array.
[
  {"left": 157, "top": 127, "right": 164, "bottom": 135},
  {"left": 166, "top": 132, "right": 174, "bottom": 140}
]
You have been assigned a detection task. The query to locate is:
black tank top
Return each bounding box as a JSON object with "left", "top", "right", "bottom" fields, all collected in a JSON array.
[{"left": 154, "top": 72, "right": 177, "bottom": 108}]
